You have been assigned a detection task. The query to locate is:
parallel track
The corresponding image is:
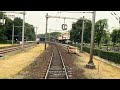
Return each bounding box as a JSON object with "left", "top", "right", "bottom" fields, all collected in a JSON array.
[{"left": 0, "top": 43, "right": 36, "bottom": 56}]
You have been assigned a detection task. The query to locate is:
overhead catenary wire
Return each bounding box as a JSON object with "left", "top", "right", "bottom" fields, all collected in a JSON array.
[{"left": 109, "top": 11, "right": 119, "bottom": 21}]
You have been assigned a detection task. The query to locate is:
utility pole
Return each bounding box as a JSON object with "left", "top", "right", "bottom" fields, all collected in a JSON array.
[
  {"left": 81, "top": 16, "right": 85, "bottom": 51},
  {"left": 22, "top": 11, "right": 25, "bottom": 49},
  {"left": 49, "top": 29, "right": 50, "bottom": 42},
  {"left": 12, "top": 24, "right": 14, "bottom": 45},
  {"left": 119, "top": 17, "right": 120, "bottom": 27},
  {"left": 2, "top": 13, "right": 5, "bottom": 25},
  {"left": 45, "top": 13, "right": 48, "bottom": 50},
  {"left": 86, "top": 11, "right": 96, "bottom": 69},
  {"left": 35, "top": 27, "right": 38, "bottom": 41}
]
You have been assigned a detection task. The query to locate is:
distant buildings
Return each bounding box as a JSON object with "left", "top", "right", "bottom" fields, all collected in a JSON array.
[
  {"left": 57, "top": 31, "right": 71, "bottom": 44},
  {"left": 57, "top": 31, "right": 70, "bottom": 40}
]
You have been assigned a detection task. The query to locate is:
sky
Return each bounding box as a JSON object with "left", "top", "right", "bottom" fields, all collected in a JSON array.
[{"left": 5, "top": 11, "right": 120, "bottom": 34}]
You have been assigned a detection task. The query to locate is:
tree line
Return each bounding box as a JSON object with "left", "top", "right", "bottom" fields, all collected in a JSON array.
[
  {"left": 37, "top": 32, "right": 61, "bottom": 41},
  {"left": 70, "top": 17, "right": 120, "bottom": 49},
  {"left": 0, "top": 12, "right": 36, "bottom": 44}
]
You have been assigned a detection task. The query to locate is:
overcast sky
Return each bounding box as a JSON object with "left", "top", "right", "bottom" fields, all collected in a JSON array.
[{"left": 5, "top": 11, "right": 120, "bottom": 34}]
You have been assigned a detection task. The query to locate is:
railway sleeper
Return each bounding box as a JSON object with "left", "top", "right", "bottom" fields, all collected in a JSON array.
[
  {"left": 48, "top": 70, "right": 66, "bottom": 74},
  {"left": 49, "top": 66, "right": 64, "bottom": 70},
  {"left": 47, "top": 74, "right": 66, "bottom": 78},
  {"left": 49, "top": 68, "right": 64, "bottom": 71}
]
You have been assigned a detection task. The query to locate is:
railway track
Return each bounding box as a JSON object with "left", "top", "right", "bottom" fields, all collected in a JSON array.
[
  {"left": 10, "top": 42, "right": 84, "bottom": 79},
  {"left": 0, "top": 43, "right": 36, "bottom": 57},
  {"left": 44, "top": 44, "right": 69, "bottom": 79},
  {"left": 0, "top": 44, "right": 21, "bottom": 49}
]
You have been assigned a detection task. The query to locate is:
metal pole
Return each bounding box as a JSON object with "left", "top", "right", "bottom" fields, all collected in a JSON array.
[
  {"left": 22, "top": 11, "right": 25, "bottom": 49},
  {"left": 49, "top": 29, "right": 50, "bottom": 42},
  {"left": 2, "top": 13, "right": 4, "bottom": 25},
  {"left": 81, "top": 16, "right": 85, "bottom": 51},
  {"left": 12, "top": 24, "right": 14, "bottom": 45},
  {"left": 45, "top": 13, "right": 48, "bottom": 50},
  {"left": 86, "top": 11, "right": 96, "bottom": 69},
  {"left": 36, "top": 27, "right": 38, "bottom": 41},
  {"left": 64, "top": 18, "right": 65, "bottom": 24},
  {"left": 119, "top": 17, "right": 120, "bottom": 27}
]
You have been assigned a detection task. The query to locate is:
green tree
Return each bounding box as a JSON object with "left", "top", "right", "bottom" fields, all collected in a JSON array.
[
  {"left": 70, "top": 18, "right": 92, "bottom": 43},
  {"left": 13, "top": 17, "right": 23, "bottom": 41},
  {"left": 0, "top": 12, "right": 10, "bottom": 43},
  {"left": 111, "top": 29, "right": 120, "bottom": 49},
  {"left": 117, "top": 29, "right": 120, "bottom": 44},
  {"left": 13, "top": 17, "right": 35, "bottom": 41},
  {"left": 25, "top": 23, "right": 35, "bottom": 41},
  {"left": 111, "top": 29, "right": 118, "bottom": 45},
  {"left": 4, "top": 17, "right": 13, "bottom": 40},
  {"left": 50, "top": 32, "right": 61, "bottom": 39},
  {"left": 37, "top": 34, "right": 45, "bottom": 38},
  {"left": 37, "top": 32, "right": 61, "bottom": 41},
  {"left": 0, "top": 13, "right": 36, "bottom": 43},
  {"left": 95, "top": 19, "right": 108, "bottom": 47},
  {"left": 101, "top": 30, "right": 111, "bottom": 51}
]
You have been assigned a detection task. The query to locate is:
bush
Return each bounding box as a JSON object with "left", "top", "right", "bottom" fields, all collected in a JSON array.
[
  {"left": 83, "top": 47, "right": 90, "bottom": 53},
  {"left": 0, "top": 40, "right": 14, "bottom": 44},
  {"left": 83, "top": 46, "right": 120, "bottom": 64}
]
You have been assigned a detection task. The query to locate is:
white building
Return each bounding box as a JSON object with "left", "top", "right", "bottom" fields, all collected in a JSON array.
[{"left": 58, "top": 31, "right": 70, "bottom": 40}]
